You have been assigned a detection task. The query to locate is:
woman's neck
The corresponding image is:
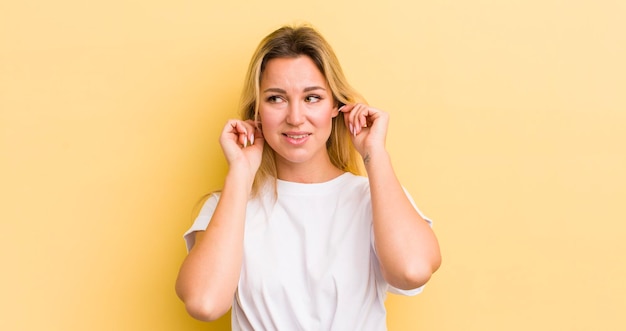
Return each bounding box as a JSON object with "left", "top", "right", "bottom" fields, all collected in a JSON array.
[{"left": 275, "top": 159, "right": 344, "bottom": 184}]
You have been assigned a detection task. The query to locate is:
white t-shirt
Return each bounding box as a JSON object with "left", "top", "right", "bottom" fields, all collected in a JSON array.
[{"left": 184, "top": 172, "right": 431, "bottom": 331}]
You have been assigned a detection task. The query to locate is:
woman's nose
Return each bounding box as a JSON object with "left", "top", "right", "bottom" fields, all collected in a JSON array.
[{"left": 286, "top": 102, "right": 305, "bottom": 126}]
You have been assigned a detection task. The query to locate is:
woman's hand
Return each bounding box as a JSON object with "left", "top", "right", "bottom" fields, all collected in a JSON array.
[
  {"left": 219, "top": 119, "right": 264, "bottom": 181},
  {"left": 340, "top": 104, "right": 389, "bottom": 160}
]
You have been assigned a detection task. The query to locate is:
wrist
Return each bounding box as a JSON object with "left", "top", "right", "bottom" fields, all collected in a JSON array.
[
  {"left": 225, "top": 166, "right": 256, "bottom": 192},
  {"left": 361, "top": 146, "right": 388, "bottom": 167}
]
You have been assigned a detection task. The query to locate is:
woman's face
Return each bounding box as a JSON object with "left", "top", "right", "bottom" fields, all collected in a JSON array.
[{"left": 259, "top": 55, "right": 339, "bottom": 169}]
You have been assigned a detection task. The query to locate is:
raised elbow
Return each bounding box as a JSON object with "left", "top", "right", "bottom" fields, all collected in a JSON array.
[
  {"left": 177, "top": 285, "right": 230, "bottom": 321},
  {"left": 183, "top": 297, "right": 230, "bottom": 322},
  {"left": 390, "top": 256, "right": 442, "bottom": 290}
]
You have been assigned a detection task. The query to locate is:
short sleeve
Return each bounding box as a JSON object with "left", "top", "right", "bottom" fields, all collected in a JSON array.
[
  {"left": 375, "top": 187, "right": 433, "bottom": 296},
  {"left": 402, "top": 186, "right": 433, "bottom": 227},
  {"left": 183, "top": 193, "right": 220, "bottom": 252}
]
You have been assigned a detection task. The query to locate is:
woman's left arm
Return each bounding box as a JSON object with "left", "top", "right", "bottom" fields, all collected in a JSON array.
[{"left": 342, "top": 104, "right": 442, "bottom": 290}]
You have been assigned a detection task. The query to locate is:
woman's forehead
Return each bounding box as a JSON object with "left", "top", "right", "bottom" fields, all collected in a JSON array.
[{"left": 260, "top": 56, "right": 328, "bottom": 91}]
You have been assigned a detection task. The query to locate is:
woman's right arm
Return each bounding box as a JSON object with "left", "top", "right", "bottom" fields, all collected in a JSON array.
[{"left": 175, "top": 120, "right": 263, "bottom": 321}]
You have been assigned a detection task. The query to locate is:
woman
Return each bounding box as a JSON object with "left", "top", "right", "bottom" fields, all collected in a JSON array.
[{"left": 175, "top": 24, "right": 441, "bottom": 330}]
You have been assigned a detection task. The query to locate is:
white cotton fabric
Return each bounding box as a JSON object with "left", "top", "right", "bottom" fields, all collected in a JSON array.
[{"left": 183, "top": 172, "right": 431, "bottom": 331}]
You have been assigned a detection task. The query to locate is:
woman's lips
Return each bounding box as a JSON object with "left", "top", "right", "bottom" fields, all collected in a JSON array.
[{"left": 282, "top": 132, "right": 311, "bottom": 145}]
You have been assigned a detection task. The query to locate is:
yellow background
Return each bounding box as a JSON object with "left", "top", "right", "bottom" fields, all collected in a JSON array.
[{"left": 2, "top": 0, "right": 625, "bottom": 330}]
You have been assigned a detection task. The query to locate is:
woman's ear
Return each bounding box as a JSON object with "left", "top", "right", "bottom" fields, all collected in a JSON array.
[{"left": 332, "top": 102, "right": 345, "bottom": 118}]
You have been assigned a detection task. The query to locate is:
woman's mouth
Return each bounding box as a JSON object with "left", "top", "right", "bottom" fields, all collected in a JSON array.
[
  {"left": 285, "top": 134, "right": 309, "bottom": 139},
  {"left": 283, "top": 132, "right": 311, "bottom": 145}
]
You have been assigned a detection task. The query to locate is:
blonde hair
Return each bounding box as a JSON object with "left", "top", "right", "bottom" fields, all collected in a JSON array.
[{"left": 240, "top": 24, "right": 366, "bottom": 197}]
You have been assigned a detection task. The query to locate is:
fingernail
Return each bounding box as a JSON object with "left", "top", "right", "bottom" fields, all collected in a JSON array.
[
  {"left": 250, "top": 135, "right": 254, "bottom": 145},
  {"left": 349, "top": 123, "right": 354, "bottom": 135},
  {"left": 244, "top": 136, "right": 248, "bottom": 148},
  {"left": 338, "top": 105, "right": 345, "bottom": 112}
]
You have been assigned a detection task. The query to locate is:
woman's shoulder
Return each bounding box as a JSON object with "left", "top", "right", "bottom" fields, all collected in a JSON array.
[{"left": 341, "top": 172, "right": 370, "bottom": 192}]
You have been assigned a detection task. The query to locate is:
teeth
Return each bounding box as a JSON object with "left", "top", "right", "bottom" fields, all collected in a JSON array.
[{"left": 287, "top": 134, "right": 308, "bottom": 139}]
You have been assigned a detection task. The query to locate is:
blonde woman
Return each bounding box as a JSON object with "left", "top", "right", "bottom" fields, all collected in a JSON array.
[{"left": 175, "top": 24, "right": 441, "bottom": 330}]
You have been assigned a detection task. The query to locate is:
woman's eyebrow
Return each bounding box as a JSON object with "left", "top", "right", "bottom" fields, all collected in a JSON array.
[
  {"left": 262, "top": 86, "right": 326, "bottom": 93},
  {"left": 303, "top": 86, "right": 326, "bottom": 92},
  {"left": 263, "top": 87, "right": 286, "bottom": 93}
]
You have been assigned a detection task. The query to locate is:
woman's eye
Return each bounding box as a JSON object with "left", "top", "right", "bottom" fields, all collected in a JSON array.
[
  {"left": 305, "top": 95, "right": 321, "bottom": 103},
  {"left": 267, "top": 95, "right": 284, "bottom": 103}
]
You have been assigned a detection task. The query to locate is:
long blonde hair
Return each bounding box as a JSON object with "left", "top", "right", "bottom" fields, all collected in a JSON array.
[{"left": 240, "top": 24, "right": 365, "bottom": 197}]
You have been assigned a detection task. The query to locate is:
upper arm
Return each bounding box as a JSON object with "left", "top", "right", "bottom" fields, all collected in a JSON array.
[{"left": 187, "top": 230, "right": 206, "bottom": 252}]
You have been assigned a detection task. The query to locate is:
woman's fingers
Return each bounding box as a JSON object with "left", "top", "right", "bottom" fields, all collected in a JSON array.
[
  {"left": 340, "top": 103, "right": 360, "bottom": 136},
  {"left": 226, "top": 120, "right": 260, "bottom": 147},
  {"left": 244, "top": 120, "right": 263, "bottom": 146},
  {"left": 340, "top": 103, "right": 381, "bottom": 136},
  {"left": 220, "top": 119, "right": 264, "bottom": 169}
]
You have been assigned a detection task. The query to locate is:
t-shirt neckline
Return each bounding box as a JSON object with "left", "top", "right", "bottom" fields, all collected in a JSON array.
[{"left": 276, "top": 172, "right": 353, "bottom": 195}]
